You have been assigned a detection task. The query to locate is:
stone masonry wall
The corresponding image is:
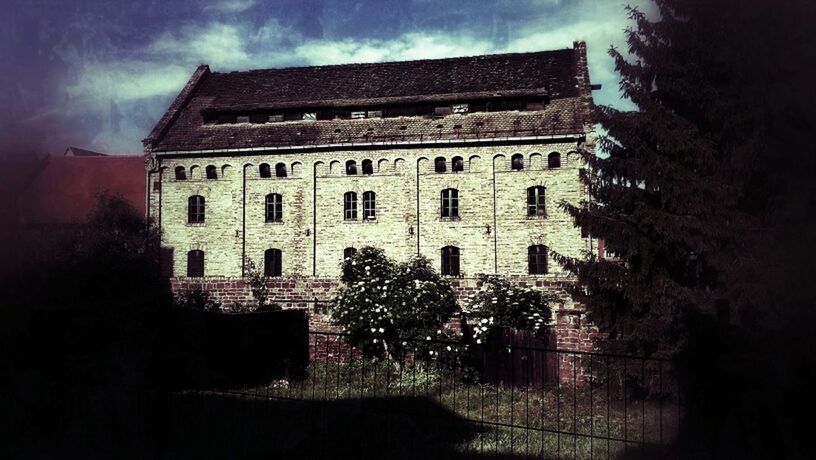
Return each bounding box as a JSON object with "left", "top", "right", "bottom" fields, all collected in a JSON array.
[{"left": 156, "top": 140, "right": 600, "bottom": 378}]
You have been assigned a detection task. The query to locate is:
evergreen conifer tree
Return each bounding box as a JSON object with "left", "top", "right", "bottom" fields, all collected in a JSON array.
[{"left": 557, "top": 0, "right": 815, "bottom": 456}]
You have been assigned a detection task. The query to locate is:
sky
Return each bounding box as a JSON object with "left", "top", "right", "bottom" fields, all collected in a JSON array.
[{"left": 1, "top": 0, "right": 651, "bottom": 157}]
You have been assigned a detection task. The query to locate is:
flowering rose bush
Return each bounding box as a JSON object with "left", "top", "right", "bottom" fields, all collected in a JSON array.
[
  {"left": 332, "top": 247, "right": 459, "bottom": 366},
  {"left": 464, "top": 275, "right": 560, "bottom": 344}
]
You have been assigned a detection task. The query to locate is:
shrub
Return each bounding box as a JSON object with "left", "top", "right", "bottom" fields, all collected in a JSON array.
[
  {"left": 331, "top": 247, "right": 459, "bottom": 367},
  {"left": 174, "top": 287, "right": 221, "bottom": 312},
  {"left": 463, "top": 275, "right": 560, "bottom": 345},
  {"left": 243, "top": 257, "right": 270, "bottom": 309}
]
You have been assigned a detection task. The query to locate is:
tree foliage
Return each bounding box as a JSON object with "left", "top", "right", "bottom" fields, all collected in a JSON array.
[
  {"left": 557, "top": 0, "right": 814, "bottom": 456},
  {"left": 332, "top": 247, "right": 459, "bottom": 364}
]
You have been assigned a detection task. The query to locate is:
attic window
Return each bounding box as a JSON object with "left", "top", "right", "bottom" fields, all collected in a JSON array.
[
  {"left": 351, "top": 111, "right": 366, "bottom": 119},
  {"left": 452, "top": 104, "right": 469, "bottom": 114},
  {"left": 434, "top": 107, "right": 452, "bottom": 116},
  {"left": 269, "top": 114, "right": 284, "bottom": 122},
  {"left": 303, "top": 112, "right": 317, "bottom": 121},
  {"left": 367, "top": 110, "right": 382, "bottom": 118},
  {"left": 206, "top": 165, "right": 218, "bottom": 179},
  {"left": 236, "top": 115, "right": 250, "bottom": 123},
  {"left": 175, "top": 166, "right": 187, "bottom": 180},
  {"left": 250, "top": 113, "right": 267, "bottom": 123}
]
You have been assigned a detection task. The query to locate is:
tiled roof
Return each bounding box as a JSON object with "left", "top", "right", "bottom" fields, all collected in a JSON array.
[
  {"left": 64, "top": 146, "right": 108, "bottom": 157},
  {"left": 148, "top": 44, "right": 593, "bottom": 153},
  {"left": 18, "top": 155, "right": 146, "bottom": 225}
]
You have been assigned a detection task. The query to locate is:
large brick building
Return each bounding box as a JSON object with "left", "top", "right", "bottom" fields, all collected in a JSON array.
[{"left": 145, "top": 42, "right": 599, "bottom": 349}]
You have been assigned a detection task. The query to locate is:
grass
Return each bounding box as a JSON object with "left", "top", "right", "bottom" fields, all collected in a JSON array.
[{"left": 230, "top": 358, "right": 681, "bottom": 459}]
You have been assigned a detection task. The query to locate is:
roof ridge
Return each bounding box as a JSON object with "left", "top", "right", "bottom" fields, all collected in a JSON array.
[{"left": 211, "top": 48, "right": 575, "bottom": 75}]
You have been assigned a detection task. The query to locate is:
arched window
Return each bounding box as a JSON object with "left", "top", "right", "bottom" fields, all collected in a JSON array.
[
  {"left": 275, "top": 162, "right": 287, "bottom": 178},
  {"left": 362, "top": 191, "right": 376, "bottom": 220},
  {"left": 452, "top": 156, "right": 464, "bottom": 172},
  {"left": 528, "top": 245, "right": 548, "bottom": 274},
  {"left": 343, "top": 247, "right": 357, "bottom": 260},
  {"left": 259, "top": 163, "right": 271, "bottom": 178},
  {"left": 206, "top": 165, "right": 217, "bottom": 179},
  {"left": 264, "top": 248, "right": 282, "bottom": 277},
  {"left": 188, "top": 195, "right": 205, "bottom": 223},
  {"left": 434, "top": 157, "right": 446, "bottom": 173},
  {"left": 548, "top": 152, "right": 561, "bottom": 168},
  {"left": 187, "top": 250, "right": 204, "bottom": 277},
  {"left": 346, "top": 160, "right": 357, "bottom": 175},
  {"left": 265, "top": 193, "right": 283, "bottom": 222},
  {"left": 440, "top": 188, "right": 459, "bottom": 218},
  {"left": 527, "top": 186, "right": 546, "bottom": 217},
  {"left": 441, "top": 246, "right": 460, "bottom": 276},
  {"left": 511, "top": 154, "right": 524, "bottom": 170},
  {"left": 344, "top": 192, "right": 357, "bottom": 220},
  {"left": 362, "top": 159, "right": 374, "bottom": 175},
  {"left": 175, "top": 166, "right": 187, "bottom": 180}
]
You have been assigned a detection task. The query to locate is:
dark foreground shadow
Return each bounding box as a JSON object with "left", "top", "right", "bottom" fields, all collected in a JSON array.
[{"left": 2, "top": 384, "right": 560, "bottom": 460}]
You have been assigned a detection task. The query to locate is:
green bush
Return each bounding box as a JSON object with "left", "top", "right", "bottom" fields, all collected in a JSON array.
[
  {"left": 463, "top": 275, "right": 560, "bottom": 344},
  {"left": 174, "top": 287, "right": 221, "bottom": 312},
  {"left": 331, "top": 247, "right": 459, "bottom": 366}
]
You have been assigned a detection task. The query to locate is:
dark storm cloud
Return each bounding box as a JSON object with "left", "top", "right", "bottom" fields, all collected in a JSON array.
[{"left": 0, "top": 0, "right": 649, "bottom": 157}]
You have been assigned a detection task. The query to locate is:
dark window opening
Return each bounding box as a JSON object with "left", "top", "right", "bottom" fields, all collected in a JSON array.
[
  {"left": 435, "top": 157, "right": 446, "bottom": 173},
  {"left": 188, "top": 195, "right": 205, "bottom": 223},
  {"left": 441, "top": 246, "right": 460, "bottom": 276},
  {"left": 264, "top": 248, "right": 282, "bottom": 277},
  {"left": 187, "top": 250, "right": 204, "bottom": 277},
  {"left": 548, "top": 152, "right": 561, "bottom": 168},
  {"left": 528, "top": 245, "right": 548, "bottom": 274},
  {"left": 206, "top": 165, "right": 217, "bottom": 179},
  {"left": 249, "top": 113, "right": 267, "bottom": 124},
  {"left": 452, "top": 156, "right": 464, "bottom": 172},
  {"left": 363, "top": 191, "right": 376, "bottom": 220},
  {"left": 265, "top": 193, "right": 283, "bottom": 222},
  {"left": 346, "top": 160, "right": 357, "bottom": 175},
  {"left": 259, "top": 163, "right": 271, "bottom": 178},
  {"left": 441, "top": 188, "right": 459, "bottom": 218},
  {"left": 344, "top": 192, "right": 357, "bottom": 220},
  {"left": 362, "top": 159, "right": 374, "bottom": 175},
  {"left": 527, "top": 186, "right": 546, "bottom": 217},
  {"left": 175, "top": 166, "right": 187, "bottom": 180},
  {"left": 511, "top": 154, "right": 524, "bottom": 170},
  {"left": 236, "top": 115, "right": 250, "bottom": 123},
  {"left": 275, "top": 163, "right": 287, "bottom": 178},
  {"left": 343, "top": 247, "right": 357, "bottom": 260}
]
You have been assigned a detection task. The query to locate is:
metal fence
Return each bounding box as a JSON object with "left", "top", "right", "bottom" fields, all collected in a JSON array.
[
  {"left": 18, "top": 330, "right": 681, "bottom": 459},
  {"left": 215, "top": 330, "right": 682, "bottom": 459}
]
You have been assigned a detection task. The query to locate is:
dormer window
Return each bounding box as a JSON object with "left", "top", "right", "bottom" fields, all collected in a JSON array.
[
  {"left": 303, "top": 112, "right": 316, "bottom": 121},
  {"left": 452, "top": 104, "right": 469, "bottom": 114},
  {"left": 434, "top": 107, "right": 452, "bottom": 116},
  {"left": 351, "top": 111, "right": 366, "bottom": 119}
]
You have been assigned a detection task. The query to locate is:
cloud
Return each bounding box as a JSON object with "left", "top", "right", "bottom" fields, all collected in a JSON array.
[
  {"left": 289, "top": 32, "right": 493, "bottom": 65},
  {"left": 147, "top": 23, "right": 251, "bottom": 68},
  {"left": 58, "top": 0, "right": 646, "bottom": 154},
  {"left": 203, "top": 0, "right": 256, "bottom": 14}
]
